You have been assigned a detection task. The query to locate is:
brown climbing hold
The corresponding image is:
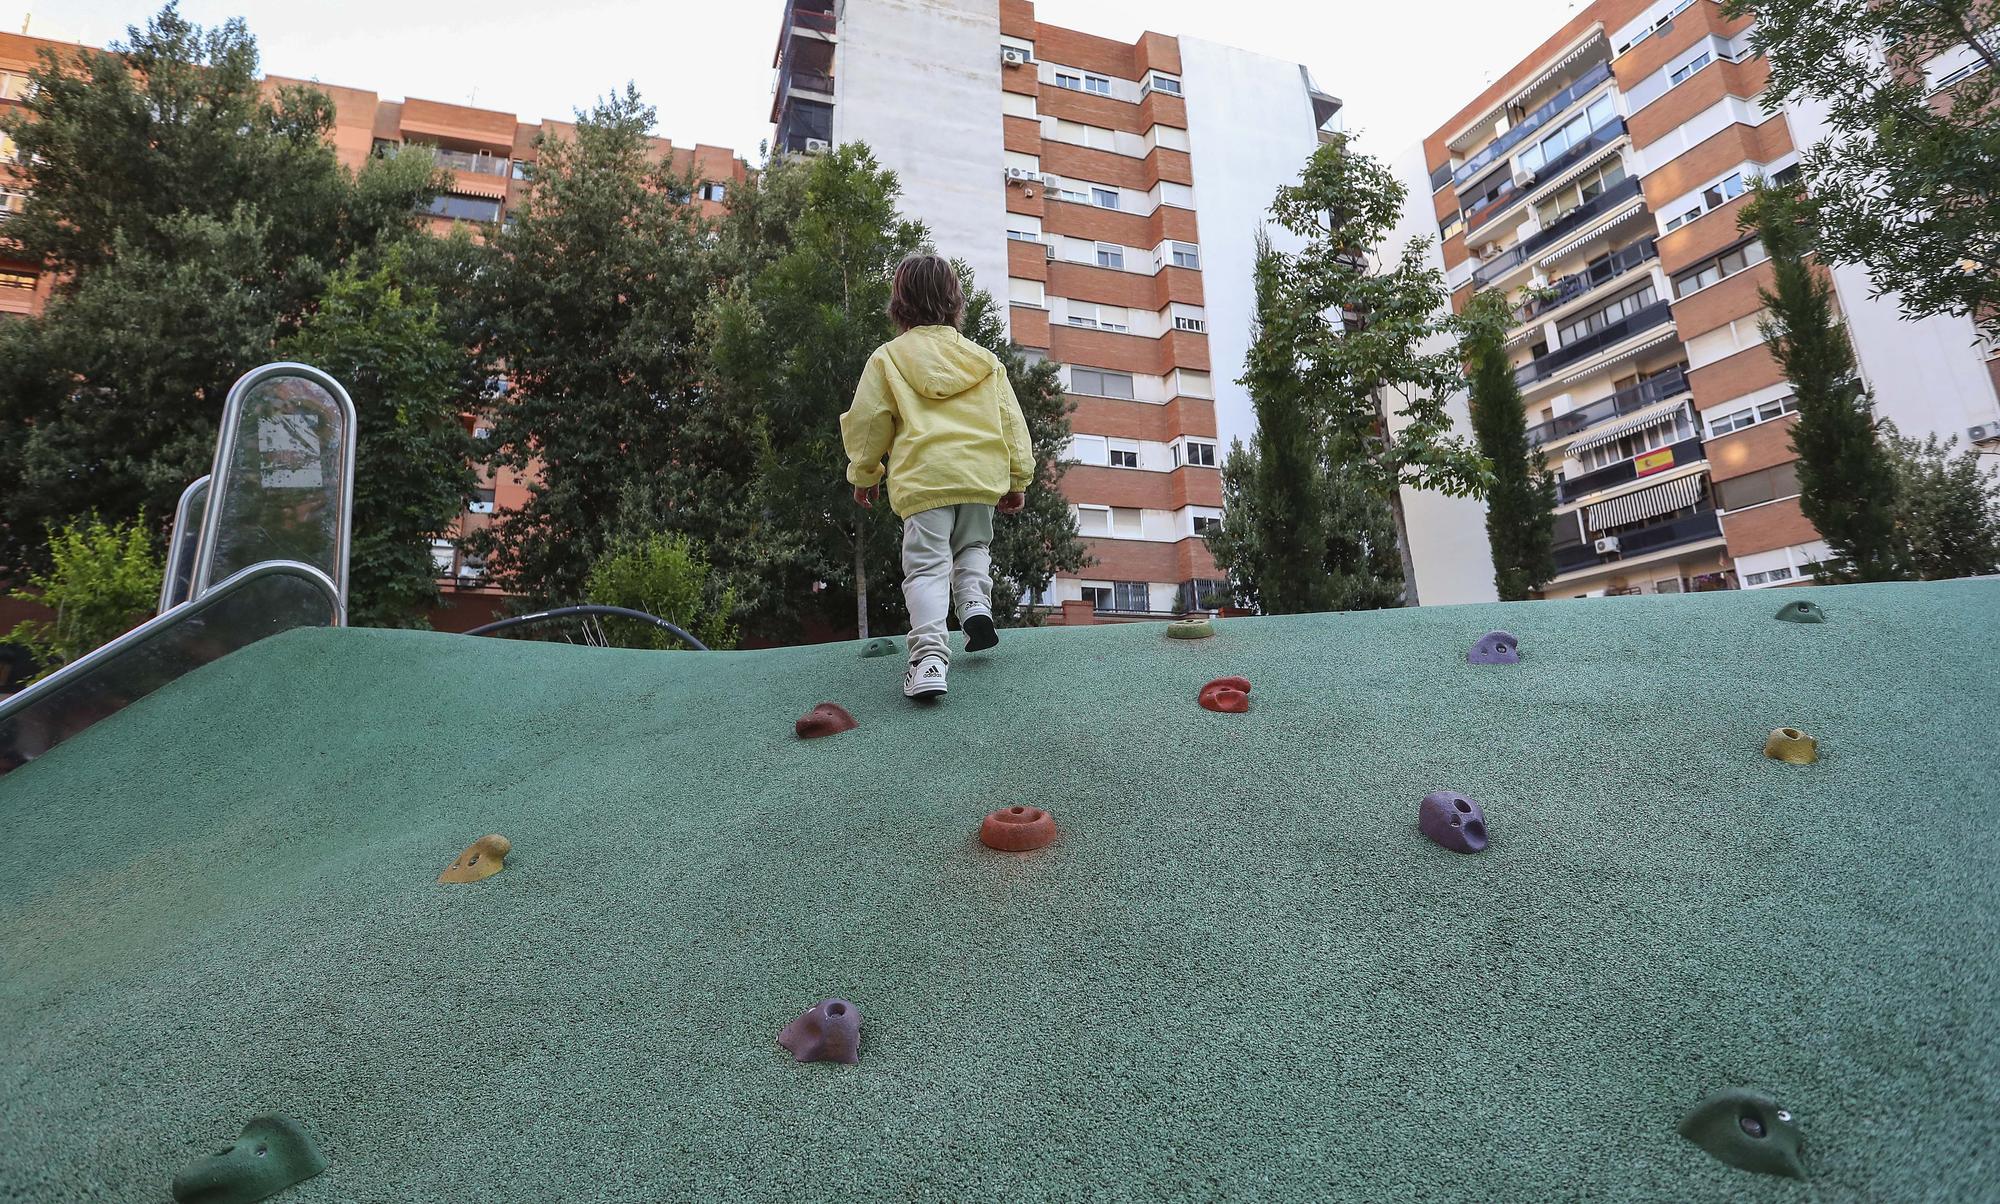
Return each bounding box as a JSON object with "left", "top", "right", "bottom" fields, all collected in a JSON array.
[
  {"left": 1199, "top": 676, "right": 1251, "bottom": 713},
  {"left": 1764, "top": 728, "right": 1819, "bottom": 764},
  {"left": 796, "top": 703, "right": 857, "bottom": 739},
  {"left": 980, "top": 805, "right": 1056, "bottom": 852},
  {"left": 439, "top": 834, "right": 510, "bottom": 884}
]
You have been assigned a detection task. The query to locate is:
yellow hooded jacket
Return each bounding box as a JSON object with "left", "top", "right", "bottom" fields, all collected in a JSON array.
[{"left": 841, "top": 325, "right": 1035, "bottom": 518}]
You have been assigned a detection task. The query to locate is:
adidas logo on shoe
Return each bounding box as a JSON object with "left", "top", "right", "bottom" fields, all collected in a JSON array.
[{"left": 904, "top": 655, "right": 948, "bottom": 701}]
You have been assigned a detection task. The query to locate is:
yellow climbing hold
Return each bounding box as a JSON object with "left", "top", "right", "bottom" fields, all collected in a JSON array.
[
  {"left": 1763, "top": 728, "right": 1819, "bottom": 765},
  {"left": 439, "top": 834, "right": 511, "bottom": 883}
]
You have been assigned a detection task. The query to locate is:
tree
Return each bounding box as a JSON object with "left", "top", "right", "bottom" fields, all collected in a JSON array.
[
  {"left": 278, "top": 258, "right": 477, "bottom": 627},
  {"left": 1740, "top": 180, "right": 1904, "bottom": 581},
  {"left": 2, "top": 514, "right": 162, "bottom": 681},
  {"left": 1207, "top": 136, "right": 1488, "bottom": 612},
  {"left": 465, "top": 85, "right": 735, "bottom": 608},
  {"left": 584, "top": 533, "right": 740, "bottom": 651},
  {"left": 1259, "top": 133, "right": 1489, "bottom": 605},
  {"left": 0, "top": 4, "right": 441, "bottom": 573},
  {"left": 1885, "top": 426, "right": 2000, "bottom": 579},
  {"left": 1725, "top": 0, "right": 2000, "bottom": 328},
  {"left": 1460, "top": 290, "right": 1557, "bottom": 600}
]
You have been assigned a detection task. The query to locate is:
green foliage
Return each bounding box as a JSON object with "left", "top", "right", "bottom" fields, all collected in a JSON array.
[
  {"left": 1460, "top": 290, "right": 1557, "bottom": 600},
  {"left": 1725, "top": 0, "right": 2000, "bottom": 328},
  {"left": 584, "top": 533, "right": 739, "bottom": 651},
  {"left": 0, "top": 3, "right": 442, "bottom": 574},
  {"left": 464, "top": 85, "right": 738, "bottom": 609},
  {"left": 1741, "top": 180, "right": 1903, "bottom": 581},
  {"left": 279, "top": 258, "right": 477, "bottom": 628},
  {"left": 1885, "top": 426, "right": 2000, "bottom": 579},
  {"left": 2, "top": 514, "right": 163, "bottom": 680},
  {"left": 1209, "top": 135, "right": 1485, "bottom": 612}
]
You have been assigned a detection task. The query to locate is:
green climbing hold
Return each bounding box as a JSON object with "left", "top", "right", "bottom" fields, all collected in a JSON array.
[
  {"left": 1774, "top": 599, "right": 1825, "bottom": 624},
  {"left": 859, "top": 637, "right": 899, "bottom": 658},
  {"left": 1678, "top": 1089, "right": 1807, "bottom": 1179},
  {"left": 172, "top": 1115, "right": 326, "bottom": 1203},
  {"left": 1166, "top": 619, "right": 1214, "bottom": 640}
]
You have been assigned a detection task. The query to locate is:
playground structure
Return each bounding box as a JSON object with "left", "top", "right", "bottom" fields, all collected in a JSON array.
[{"left": 0, "top": 363, "right": 356, "bottom": 773}]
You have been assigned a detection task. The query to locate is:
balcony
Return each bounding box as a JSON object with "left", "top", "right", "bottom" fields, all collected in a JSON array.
[
  {"left": 1525, "top": 366, "right": 1689, "bottom": 446},
  {"left": 1466, "top": 120, "right": 1627, "bottom": 238},
  {"left": 1517, "top": 171, "right": 1640, "bottom": 262},
  {"left": 427, "top": 146, "right": 510, "bottom": 177},
  {"left": 1558, "top": 436, "right": 1703, "bottom": 503},
  {"left": 1517, "top": 237, "right": 1656, "bottom": 325},
  {"left": 1452, "top": 61, "right": 1613, "bottom": 190},
  {"left": 1515, "top": 299, "right": 1673, "bottom": 387},
  {"left": 1554, "top": 508, "right": 1723, "bottom": 573}
]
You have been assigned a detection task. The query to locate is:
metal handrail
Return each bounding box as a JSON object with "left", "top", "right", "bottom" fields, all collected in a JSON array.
[
  {"left": 190, "top": 362, "right": 357, "bottom": 622},
  {"left": 0, "top": 560, "right": 341, "bottom": 769},
  {"left": 158, "top": 474, "right": 211, "bottom": 614},
  {"left": 464, "top": 605, "right": 710, "bottom": 651}
]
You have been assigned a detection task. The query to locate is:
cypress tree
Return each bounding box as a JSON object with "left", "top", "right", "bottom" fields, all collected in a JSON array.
[{"left": 1460, "top": 290, "right": 1557, "bottom": 600}]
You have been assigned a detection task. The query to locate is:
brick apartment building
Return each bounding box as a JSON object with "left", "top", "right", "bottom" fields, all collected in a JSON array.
[
  {"left": 1408, "top": 0, "right": 2000, "bottom": 598},
  {"left": 774, "top": 0, "right": 1343, "bottom": 619}
]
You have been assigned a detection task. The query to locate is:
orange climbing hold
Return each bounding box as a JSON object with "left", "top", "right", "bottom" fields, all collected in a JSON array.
[
  {"left": 1199, "top": 676, "right": 1251, "bottom": 713},
  {"left": 796, "top": 703, "right": 858, "bottom": 739},
  {"left": 980, "top": 805, "right": 1056, "bottom": 852}
]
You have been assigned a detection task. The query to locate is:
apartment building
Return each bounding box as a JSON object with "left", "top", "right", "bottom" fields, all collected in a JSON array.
[
  {"left": 1412, "top": 0, "right": 2000, "bottom": 598},
  {"left": 775, "top": 0, "right": 1342, "bottom": 618}
]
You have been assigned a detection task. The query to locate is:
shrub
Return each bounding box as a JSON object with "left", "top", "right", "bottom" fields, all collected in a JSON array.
[
  {"left": 583, "top": 533, "right": 739, "bottom": 651},
  {"left": 3, "top": 514, "right": 163, "bottom": 681}
]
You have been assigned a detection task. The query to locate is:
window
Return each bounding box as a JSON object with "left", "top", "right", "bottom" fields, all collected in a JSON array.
[
  {"left": 1054, "top": 71, "right": 1083, "bottom": 90},
  {"left": 1439, "top": 212, "right": 1466, "bottom": 242},
  {"left": 1935, "top": 60, "right": 1988, "bottom": 92},
  {"left": 1091, "top": 186, "right": 1121, "bottom": 210},
  {"left": 0, "top": 71, "right": 34, "bottom": 101},
  {"left": 512, "top": 159, "right": 533, "bottom": 180},
  {"left": 0, "top": 133, "right": 17, "bottom": 164},
  {"left": 1081, "top": 584, "right": 1113, "bottom": 608},
  {"left": 1715, "top": 462, "right": 1801, "bottom": 511},
  {"left": 1705, "top": 394, "right": 1798, "bottom": 437},
  {"left": 0, "top": 187, "right": 28, "bottom": 217},
  {"left": 1007, "top": 226, "right": 1043, "bottom": 242},
  {"left": 1673, "top": 239, "right": 1769, "bottom": 298},
  {"left": 1615, "top": 0, "right": 1697, "bottom": 56},
  {"left": 1193, "top": 515, "right": 1221, "bottom": 535},
  {"left": 431, "top": 540, "right": 456, "bottom": 574},
  {"left": 1008, "top": 277, "right": 1046, "bottom": 308},
  {"left": 458, "top": 558, "right": 486, "bottom": 581},
  {"left": 1076, "top": 507, "right": 1111, "bottom": 535},
  {"left": 1534, "top": 160, "right": 1627, "bottom": 227},
  {"left": 1069, "top": 303, "right": 1131, "bottom": 332},
  {"left": 1145, "top": 73, "right": 1183, "bottom": 96},
  {"left": 426, "top": 194, "right": 503, "bottom": 223},
  {"left": 1743, "top": 564, "right": 1796, "bottom": 587},
  {"left": 1083, "top": 74, "right": 1113, "bottom": 96},
  {"left": 468, "top": 487, "right": 497, "bottom": 514},
  {"left": 1557, "top": 283, "right": 1658, "bottom": 348},
  {"left": 1516, "top": 92, "right": 1619, "bottom": 174},
  {"left": 1662, "top": 171, "right": 1746, "bottom": 233},
  {"left": 1070, "top": 368, "right": 1136, "bottom": 399},
  {"left": 1169, "top": 242, "right": 1200, "bottom": 270},
  {"left": 1058, "top": 186, "right": 1089, "bottom": 204},
  {"left": 1111, "top": 507, "right": 1143, "bottom": 536},
  {"left": 698, "top": 181, "right": 727, "bottom": 202},
  {"left": 1175, "top": 440, "right": 1217, "bottom": 468},
  {"left": 1174, "top": 313, "right": 1206, "bottom": 333},
  {"left": 1174, "top": 370, "right": 1213, "bottom": 398},
  {"left": 0, "top": 271, "right": 34, "bottom": 291},
  {"left": 1110, "top": 580, "right": 1149, "bottom": 611},
  {"left": 1668, "top": 51, "right": 1711, "bottom": 86},
  {"left": 1095, "top": 242, "right": 1125, "bottom": 269},
  {"left": 1109, "top": 446, "right": 1139, "bottom": 468},
  {"left": 1574, "top": 406, "right": 1693, "bottom": 472}
]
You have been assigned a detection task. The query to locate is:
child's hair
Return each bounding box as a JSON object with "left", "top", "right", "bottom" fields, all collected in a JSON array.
[{"left": 888, "top": 253, "right": 965, "bottom": 331}]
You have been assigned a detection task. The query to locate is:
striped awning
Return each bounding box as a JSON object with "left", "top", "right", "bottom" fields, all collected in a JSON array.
[
  {"left": 1568, "top": 401, "right": 1687, "bottom": 454},
  {"left": 1524, "top": 140, "right": 1624, "bottom": 210},
  {"left": 1510, "top": 30, "right": 1609, "bottom": 109},
  {"left": 1587, "top": 472, "right": 1703, "bottom": 530},
  {"left": 1551, "top": 330, "right": 1678, "bottom": 387},
  {"left": 1537, "top": 199, "right": 1645, "bottom": 267}
]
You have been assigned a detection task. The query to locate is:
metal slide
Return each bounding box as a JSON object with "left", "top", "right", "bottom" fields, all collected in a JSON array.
[{"left": 0, "top": 363, "right": 356, "bottom": 777}]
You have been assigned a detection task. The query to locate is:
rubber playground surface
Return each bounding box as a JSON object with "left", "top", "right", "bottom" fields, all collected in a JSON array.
[{"left": 1, "top": 580, "right": 1995, "bottom": 1202}]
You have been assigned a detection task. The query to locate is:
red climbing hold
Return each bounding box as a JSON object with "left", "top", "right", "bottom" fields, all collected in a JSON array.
[
  {"left": 1199, "top": 676, "right": 1251, "bottom": 713},
  {"left": 980, "top": 805, "right": 1056, "bottom": 851},
  {"left": 795, "top": 703, "right": 857, "bottom": 739}
]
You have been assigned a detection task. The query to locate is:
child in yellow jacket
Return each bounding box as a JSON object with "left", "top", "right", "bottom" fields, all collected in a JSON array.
[{"left": 841, "top": 253, "right": 1034, "bottom": 700}]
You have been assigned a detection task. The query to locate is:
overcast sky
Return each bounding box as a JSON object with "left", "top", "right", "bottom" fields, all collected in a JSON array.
[{"left": 8, "top": 0, "right": 1585, "bottom": 162}]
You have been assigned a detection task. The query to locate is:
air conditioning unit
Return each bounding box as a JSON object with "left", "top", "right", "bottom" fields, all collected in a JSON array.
[
  {"left": 1478, "top": 243, "right": 1503, "bottom": 260},
  {"left": 1001, "top": 47, "right": 1032, "bottom": 66},
  {"left": 1528, "top": 273, "right": 1549, "bottom": 289},
  {"left": 1511, "top": 166, "right": 1535, "bottom": 188},
  {"left": 1969, "top": 422, "right": 2000, "bottom": 442},
  {"left": 1039, "top": 173, "right": 1060, "bottom": 187},
  {"left": 1594, "top": 536, "right": 1621, "bottom": 555},
  {"left": 803, "top": 138, "right": 831, "bottom": 154},
  {"left": 1005, "top": 166, "right": 1038, "bottom": 183},
  {"left": 1044, "top": 243, "right": 1057, "bottom": 260}
]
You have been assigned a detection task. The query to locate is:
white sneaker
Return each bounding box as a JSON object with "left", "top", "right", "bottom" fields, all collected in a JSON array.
[{"left": 904, "top": 654, "right": 948, "bottom": 701}]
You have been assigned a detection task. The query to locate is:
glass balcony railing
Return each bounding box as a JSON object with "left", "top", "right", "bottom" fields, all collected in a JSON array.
[
  {"left": 1526, "top": 366, "right": 1689, "bottom": 446},
  {"left": 427, "top": 146, "right": 510, "bottom": 176},
  {"left": 1518, "top": 174, "right": 1642, "bottom": 261},
  {"left": 1553, "top": 508, "right": 1723, "bottom": 572},
  {"left": 1466, "top": 119, "right": 1627, "bottom": 237},
  {"left": 1517, "top": 236, "right": 1657, "bottom": 325},
  {"left": 1452, "top": 60, "right": 1614, "bottom": 190},
  {"left": 1558, "top": 435, "right": 1703, "bottom": 503},
  {"left": 1516, "top": 298, "right": 1673, "bottom": 387}
]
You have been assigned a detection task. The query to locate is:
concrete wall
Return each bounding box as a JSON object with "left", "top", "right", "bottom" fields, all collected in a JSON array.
[
  {"left": 833, "top": 0, "right": 1012, "bottom": 322},
  {"left": 1389, "top": 142, "right": 1502, "bottom": 606},
  {"left": 1175, "top": 37, "right": 1322, "bottom": 459}
]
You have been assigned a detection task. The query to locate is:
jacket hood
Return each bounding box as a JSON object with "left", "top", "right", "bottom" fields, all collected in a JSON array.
[{"left": 884, "top": 326, "right": 997, "bottom": 401}]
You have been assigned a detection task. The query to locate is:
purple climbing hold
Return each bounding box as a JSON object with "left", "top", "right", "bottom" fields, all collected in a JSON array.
[
  {"left": 1468, "top": 630, "right": 1520, "bottom": 664},
  {"left": 778, "top": 999, "right": 861, "bottom": 1065},
  {"left": 1419, "top": 790, "right": 1490, "bottom": 853}
]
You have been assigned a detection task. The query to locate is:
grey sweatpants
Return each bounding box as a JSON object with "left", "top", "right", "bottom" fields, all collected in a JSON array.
[{"left": 901, "top": 503, "right": 995, "bottom": 665}]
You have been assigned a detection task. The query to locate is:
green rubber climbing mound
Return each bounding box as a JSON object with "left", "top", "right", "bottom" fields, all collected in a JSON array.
[{"left": 2, "top": 580, "right": 1995, "bottom": 1202}]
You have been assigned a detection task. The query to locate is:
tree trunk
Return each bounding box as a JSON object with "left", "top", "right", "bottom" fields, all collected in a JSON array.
[
  {"left": 853, "top": 521, "right": 870, "bottom": 639},
  {"left": 1389, "top": 486, "right": 1420, "bottom": 607}
]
